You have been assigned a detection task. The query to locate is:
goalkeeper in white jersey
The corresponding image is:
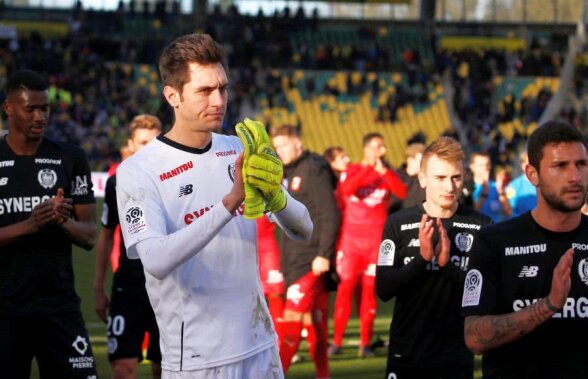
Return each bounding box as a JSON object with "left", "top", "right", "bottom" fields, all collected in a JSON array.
[{"left": 116, "top": 33, "right": 313, "bottom": 379}]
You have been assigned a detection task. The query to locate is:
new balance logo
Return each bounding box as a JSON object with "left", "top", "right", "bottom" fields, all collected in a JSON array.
[
  {"left": 179, "top": 184, "right": 193, "bottom": 197},
  {"left": 518, "top": 266, "right": 539, "bottom": 278},
  {"left": 407, "top": 238, "right": 420, "bottom": 247}
]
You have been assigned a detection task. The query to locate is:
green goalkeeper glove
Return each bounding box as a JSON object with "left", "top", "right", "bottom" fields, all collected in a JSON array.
[
  {"left": 235, "top": 122, "right": 265, "bottom": 219},
  {"left": 246, "top": 142, "right": 287, "bottom": 213}
]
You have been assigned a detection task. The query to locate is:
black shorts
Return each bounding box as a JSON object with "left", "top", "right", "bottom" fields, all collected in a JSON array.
[
  {"left": 385, "top": 364, "right": 473, "bottom": 379},
  {"left": 107, "top": 287, "right": 161, "bottom": 363},
  {"left": 0, "top": 311, "right": 98, "bottom": 379}
]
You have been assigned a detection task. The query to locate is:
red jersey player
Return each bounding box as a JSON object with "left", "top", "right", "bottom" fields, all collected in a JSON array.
[{"left": 331, "top": 133, "right": 407, "bottom": 357}]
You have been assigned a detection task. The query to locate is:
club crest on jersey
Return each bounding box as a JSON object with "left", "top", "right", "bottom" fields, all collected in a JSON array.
[
  {"left": 462, "top": 269, "right": 483, "bottom": 307},
  {"left": 228, "top": 163, "right": 236, "bottom": 182},
  {"left": 579, "top": 258, "right": 588, "bottom": 286},
  {"left": 290, "top": 176, "right": 302, "bottom": 191},
  {"left": 455, "top": 232, "right": 474, "bottom": 253},
  {"left": 37, "top": 169, "right": 57, "bottom": 189},
  {"left": 377, "top": 239, "right": 395, "bottom": 266}
]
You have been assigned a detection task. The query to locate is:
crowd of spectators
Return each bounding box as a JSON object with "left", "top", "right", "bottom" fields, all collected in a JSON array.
[{"left": 0, "top": 2, "right": 577, "bottom": 174}]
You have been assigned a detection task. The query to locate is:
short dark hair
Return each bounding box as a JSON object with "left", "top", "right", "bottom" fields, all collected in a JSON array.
[
  {"left": 527, "top": 120, "right": 587, "bottom": 169},
  {"left": 158, "top": 34, "right": 225, "bottom": 93},
  {"left": 362, "top": 132, "right": 383, "bottom": 147},
  {"left": 5, "top": 70, "right": 48, "bottom": 95},
  {"left": 323, "top": 146, "right": 345, "bottom": 163}
]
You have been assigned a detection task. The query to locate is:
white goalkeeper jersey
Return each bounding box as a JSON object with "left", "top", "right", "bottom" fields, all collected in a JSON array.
[{"left": 116, "top": 133, "right": 276, "bottom": 372}]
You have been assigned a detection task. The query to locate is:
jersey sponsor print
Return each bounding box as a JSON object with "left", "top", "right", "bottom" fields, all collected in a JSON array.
[
  {"left": 377, "top": 204, "right": 491, "bottom": 369},
  {"left": 463, "top": 213, "right": 588, "bottom": 378}
]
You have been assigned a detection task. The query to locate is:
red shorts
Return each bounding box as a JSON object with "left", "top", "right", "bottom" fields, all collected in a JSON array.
[{"left": 285, "top": 272, "right": 327, "bottom": 313}]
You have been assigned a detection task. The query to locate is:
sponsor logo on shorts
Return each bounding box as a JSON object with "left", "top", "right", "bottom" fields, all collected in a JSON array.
[
  {"left": 68, "top": 356, "right": 95, "bottom": 370},
  {"left": 513, "top": 297, "right": 588, "bottom": 318},
  {"left": 518, "top": 265, "right": 539, "bottom": 277},
  {"left": 400, "top": 222, "right": 420, "bottom": 231},
  {"left": 452, "top": 222, "right": 481, "bottom": 230},
  {"left": 462, "top": 269, "right": 483, "bottom": 307},
  {"left": 38, "top": 169, "right": 57, "bottom": 189},
  {"left": 579, "top": 258, "right": 588, "bottom": 286},
  {"left": 455, "top": 232, "right": 473, "bottom": 253},
  {"left": 267, "top": 270, "right": 284, "bottom": 284},
  {"left": 216, "top": 149, "right": 237, "bottom": 157},
  {"left": 287, "top": 284, "right": 304, "bottom": 305},
  {"left": 125, "top": 206, "right": 147, "bottom": 235},
  {"left": 72, "top": 335, "right": 89, "bottom": 355},
  {"left": 377, "top": 239, "right": 395, "bottom": 266},
  {"left": 159, "top": 161, "right": 194, "bottom": 182},
  {"left": 505, "top": 243, "right": 546, "bottom": 256}
]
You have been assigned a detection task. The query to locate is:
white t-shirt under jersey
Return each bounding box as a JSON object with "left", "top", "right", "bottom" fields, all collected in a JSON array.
[{"left": 116, "top": 133, "right": 276, "bottom": 372}]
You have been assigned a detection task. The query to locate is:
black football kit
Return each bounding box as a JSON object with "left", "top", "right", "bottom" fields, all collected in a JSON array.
[
  {"left": 0, "top": 136, "right": 98, "bottom": 378},
  {"left": 102, "top": 174, "right": 161, "bottom": 363},
  {"left": 377, "top": 204, "right": 492, "bottom": 378},
  {"left": 463, "top": 212, "right": 588, "bottom": 379}
]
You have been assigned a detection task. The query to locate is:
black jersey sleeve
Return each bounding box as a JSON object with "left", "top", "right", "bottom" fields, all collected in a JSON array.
[
  {"left": 462, "top": 227, "right": 499, "bottom": 316},
  {"left": 376, "top": 216, "right": 429, "bottom": 302},
  {"left": 101, "top": 175, "right": 119, "bottom": 229},
  {"left": 311, "top": 163, "right": 340, "bottom": 259}
]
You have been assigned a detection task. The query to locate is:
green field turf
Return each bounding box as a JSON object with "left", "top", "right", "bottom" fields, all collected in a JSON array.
[{"left": 32, "top": 199, "right": 482, "bottom": 378}]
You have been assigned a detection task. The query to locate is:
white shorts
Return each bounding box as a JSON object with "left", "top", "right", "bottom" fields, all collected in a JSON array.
[{"left": 162, "top": 346, "right": 283, "bottom": 379}]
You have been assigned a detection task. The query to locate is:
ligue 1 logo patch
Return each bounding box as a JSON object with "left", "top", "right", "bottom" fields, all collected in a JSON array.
[
  {"left": 578, "top": 258, "right": 588, "bottom": 286},
  {"left": 455, "top": 232, "right": 474, "bottom": 253},
  {"left": 377, "top": 239, "right": 395, "bottom": 266},
  {"left": 38, "top": 168, "right": 57, "bottom": 189},
  {"left": 228, "top": 162, "right": 236, "bottom": 182},
  {"left": 125, "top": 205, "right": 147, "bottom": 235},
  {"left": 462, "top": 269, "right": 483, "bottom": 307}
]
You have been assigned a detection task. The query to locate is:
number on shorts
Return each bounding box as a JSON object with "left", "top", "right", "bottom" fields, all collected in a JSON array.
[{"left": 107, "top": 315, "right": 126, "bottom": 336}]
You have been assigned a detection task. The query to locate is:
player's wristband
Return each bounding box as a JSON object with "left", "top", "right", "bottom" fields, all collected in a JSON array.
[{"left": 544, "top": 296, "right": 562, "bottom": 313}]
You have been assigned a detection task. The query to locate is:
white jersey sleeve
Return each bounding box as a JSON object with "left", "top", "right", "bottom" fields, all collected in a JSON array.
[
  {"left": 116, "top": 156, "right": 235, "bottom": 279},
  {"left": 268, "top": 189, "right": 313, "bottom": 241}
]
